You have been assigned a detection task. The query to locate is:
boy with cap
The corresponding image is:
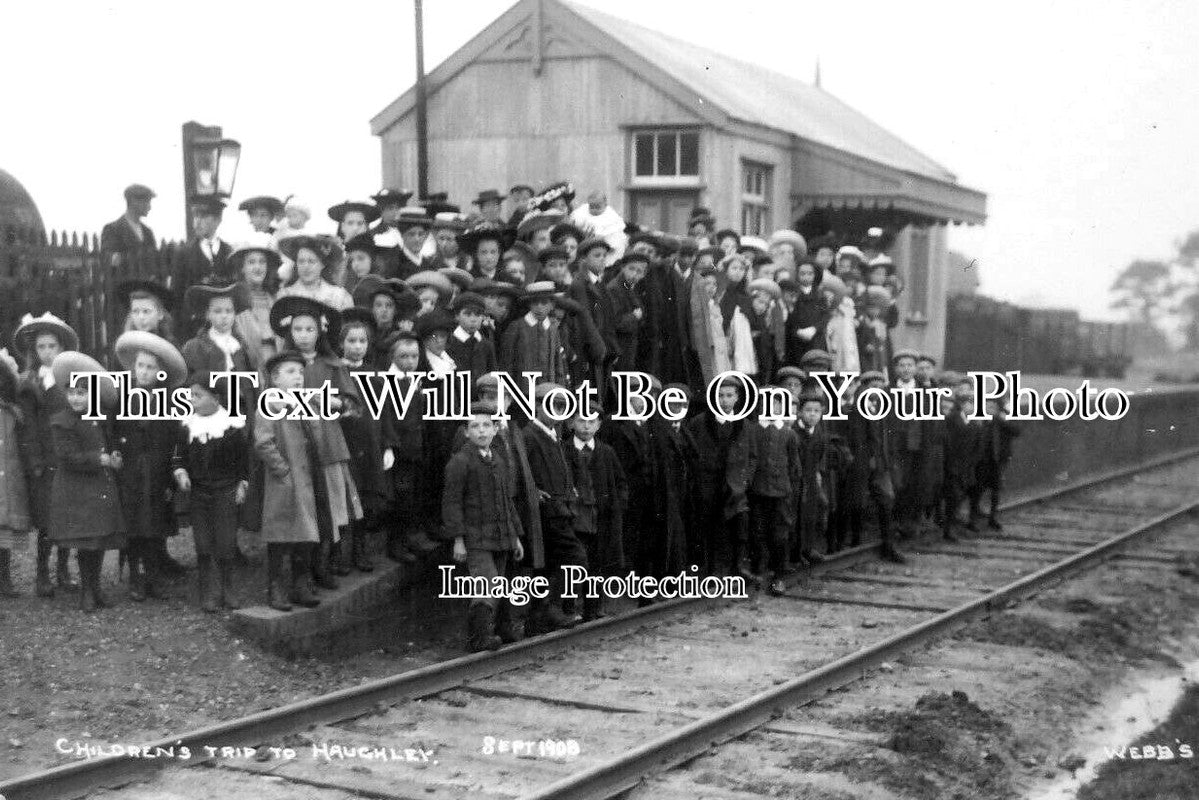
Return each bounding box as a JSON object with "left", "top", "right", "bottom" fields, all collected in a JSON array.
[
  {"left": 889, "top": 349, "right": 924, "bottom": 539},
  {"left": 522, "top": 383, "right": 588, "bottom": 632},
  {"left": 563, "top": 408, "right": 626, "bottom": 620},
  {"left": 747, "top": 391, "right": 801, "bottom": 592},
  {"left": 499, "top": 282, "right": 567, "bottom": 385},
  {"left": 446, "top": 292, "right": 497, "bottom": 379},
  {"left": 847, "top": 372, "right": 905, "bottom": 563},
  {"left": 944, "top": 395, "right": 985, "bottom": 539},
  {"left": 970, "top": 399, "right": 1020, "bottom": 531},
  {"left": 604, "top": 253, "right": 649, "bottom": 374},
  {"left": 444, "top": 402, "right": 526, "bottom": 651}
]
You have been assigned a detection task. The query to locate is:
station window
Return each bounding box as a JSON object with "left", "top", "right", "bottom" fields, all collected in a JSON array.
[
  {"left": 741, "top": 161, "right": 772, "bottom": 235},
  {"left": 633, "top": 130, "right": 700, "bottom": 178}
]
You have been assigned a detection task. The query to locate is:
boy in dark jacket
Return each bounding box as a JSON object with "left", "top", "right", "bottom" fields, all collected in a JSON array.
[
  {"left": 847, "top": 372, "right": 905, "bottom": 563},
  {"left": 749, "top": 412, "right": 801, "bottom": 595},
  {"left": 944, "top": 395, "right": 985, "bottom": 540},
  {"left": 444, "top": 403, "right": 526, "bottom": 652},
  {"left": 446, "top": 291, "right": 498, "bottom": 380},
  {"left": 971, "top": 399, "right": 1020, "bottom": 530},
  {"left": 380, "top": 332, "right": 431, "bottom": 563},
  {"left": 521, "top": 382, "right": 588, "bottom": 632},
  {"left": 563, "top": 410, "right": 627, "bottom": 620}
]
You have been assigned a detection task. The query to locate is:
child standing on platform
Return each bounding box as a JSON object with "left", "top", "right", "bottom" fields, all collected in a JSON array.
[
  {"left": 47, "top": 352, "right": 125, "bottom": 611},
  {"left": 173, "top": 372, "right": 250, "bottom": 612},
  {"left": 443, "top": 403, "right": 526, "bottom": 652},
  {"left": 13, "top": 313, "right": 77, "bottom": 596}
]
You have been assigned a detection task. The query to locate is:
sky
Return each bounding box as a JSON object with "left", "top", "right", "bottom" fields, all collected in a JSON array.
[{"left": 4, "top": 0, "right": 1197, "bottom": 320}]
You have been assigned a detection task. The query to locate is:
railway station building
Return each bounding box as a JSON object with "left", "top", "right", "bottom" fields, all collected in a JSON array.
[{"left": 370, "top": 0, "right": 987, "bottom": 361}]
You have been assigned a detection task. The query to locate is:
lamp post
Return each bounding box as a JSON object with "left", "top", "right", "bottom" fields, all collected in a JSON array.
[{"left": 181, "top": 121, "right": 242, "bottom": 235}]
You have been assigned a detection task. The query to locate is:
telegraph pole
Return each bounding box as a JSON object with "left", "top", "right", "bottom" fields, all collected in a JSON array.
[{"left": 414, "top": 0, "right": 429, "bottom": 199}]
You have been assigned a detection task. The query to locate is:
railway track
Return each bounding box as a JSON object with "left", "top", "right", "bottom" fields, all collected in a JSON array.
[{"left": 5, "top": 449, "right": 1198, "bottom": 800}]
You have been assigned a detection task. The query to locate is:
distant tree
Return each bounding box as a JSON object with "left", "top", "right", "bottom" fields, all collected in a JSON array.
[{"left": 1109, "top": 259, "right": 1173, "bottom": 325}]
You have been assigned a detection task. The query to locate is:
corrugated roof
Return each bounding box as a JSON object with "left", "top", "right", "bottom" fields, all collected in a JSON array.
[{"left": 565, "top": 1, "right": 958, "bottom": 184}]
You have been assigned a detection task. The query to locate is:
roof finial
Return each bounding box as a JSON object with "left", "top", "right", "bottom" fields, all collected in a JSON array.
[{"left": 814, "top": 56, "right": 822, "bottom": 89}]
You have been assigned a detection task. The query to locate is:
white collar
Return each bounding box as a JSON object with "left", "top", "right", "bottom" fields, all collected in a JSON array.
[
  {"left": 401, "top": 245, "right": 424, "bottom": 264},
  {"left": 759, "top": 418, "right": 786, "bottom": 429},
  {"left": 896, "top": 377, "right": 916, "bottom": 388},
  {"left": 38, "top": 364, "right": 54, "bottom": 389},
  {"left": 524, "top": 312, "right": 551, "bottom": 329},
  {"left": 573, "top": 436, "right": 594, "bottom": 451},
  {"left": 452, "top": 326, "right": 481, "bottom": 343},
  {"left": 530, "top": 417, "right": 557, "bottom": 441},
  {"left": 478, "top": 447, "right": 493, "bottom": 460},
  {"left": 588, "top": 271, "right": 601, "bottom": 284},
  {"left": 207, "top": 327, "right": 240, "bottom": 352},
  {"left": 425, "top": 349, "right": 456, "bottom": 374},
  {"left": 183, "top": 407, "right": 244, "bottom": 443}
]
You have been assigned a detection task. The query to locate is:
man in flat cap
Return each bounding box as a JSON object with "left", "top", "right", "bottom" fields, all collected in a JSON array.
[{"left": 101, "top": 184, "right": 158, "bottom": 272}]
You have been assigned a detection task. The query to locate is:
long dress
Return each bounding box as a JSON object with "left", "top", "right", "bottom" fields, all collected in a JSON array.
[{"left": 827, "top": 295, "right": 861, "bottom": 373}]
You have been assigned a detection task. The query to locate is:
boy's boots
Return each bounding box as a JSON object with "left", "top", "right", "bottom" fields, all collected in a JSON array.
[
  {"left": 266, "top": 544, "right": 292, "bottom": 612},
  {"left": 467, "top": 603, "right": 503, "bottom": 652},
  {"left": 0, "top": 549, "right": 18, "bottom": 598}
]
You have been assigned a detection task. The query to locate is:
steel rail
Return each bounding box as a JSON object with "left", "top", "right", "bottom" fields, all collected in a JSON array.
[
  {"left": 3, "top": 447, "right": 1197, "bottom": 800},
  {"left": 520, "top": 499, "right": 1199, "bottom": 800}
]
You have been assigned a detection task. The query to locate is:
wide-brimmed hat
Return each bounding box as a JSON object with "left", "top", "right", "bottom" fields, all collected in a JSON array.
[
  {"left": 51, "top": 351, "right": 119, "bottom": 408},
  {"left": 576, "top": 236, "right": 612, "bottom": 257},
  {"left": 278, "top": 234, "right": 345, "bottom": 268},
  {"left": 189, "top": 195, "right": 226, "bottom": 215},
  {"left": 747, "top": 278, "right": 782, "bottom": 300},
  {"left": 438, "top": 267, "right": 474, "bottom": 292},
  {"left": 228, "top": 233, "right": 283, "bottom": 275},
  {"left": 418, "top": 193, "right": 459, "bottom": 217},
  {"left": 432, "top": 212, "right": 469, "bottom": 233},
  {"left": 269, "top": 296, "right": 342, "bottom": 342},
  {"left": 837, "top": 245, "right": 865, "bottom": 263},
  {"left": 238, "top": 195, "right": 284, "bottom": 216},
  {"left": 407, "top": 270, "right": 454, "bottom": 302},
  {"left": 340, "top": 307, "right": 376, "bottom": 335},
  {"left": 371, "top": 188, "right": 412, "bottom": 208},
  {"left": 328, "top": 200, "right": 381, "bottom": 224},
  {"left": 523, "top": 281, "right": 556, "bottom": 302},
  {"left": 472, "top": 278, "right": 524, "bottom": 301},
  {"left": 13, "top": 312, "right": 79, "bottom": 354},
  {"left": 114, "top": 330, "right": 188, "bottom": 388},
  {"left": 395, "top": 207, "right": 432, "bottom": 233},
  {"left": 116, "top": 279, "right": 174, "bottom": 311},
  {"left": 458, "top": 221, "right": 507, "bottom": 253},
  {"left": 537, "top": 245, "right": 570, "bottom": 265},
  {"left": 471, "top": 189, "right": 503, "bottom": 206},
  {"left": 343, "top": 232, "right": 379, "bottom": 256},
  {"left": 891, "top": 348, "right": 919, "bottom": 364},
  {"left": 416, "top": 309, "right": 456, "bottom": 340},
  {"left": 768, "top": 230, "right": 807, "bottom": 255},
  {"left": 450, "top": 291, "right": 486, "bottom": 314},
  {"left": 516, "top": 210, "right": 565, "bottom": 239},
  {"left": 550, "top": 222, "right": 585, "bottom": 245},
  {"left": 530, "top": 181, "right": 575, "bottom": 212},
  {"left": 351, "top": 275, "right": 409, "bottom": 309},
  {"left": 184, "top": 283, "right": 251, "bottom": 319}
]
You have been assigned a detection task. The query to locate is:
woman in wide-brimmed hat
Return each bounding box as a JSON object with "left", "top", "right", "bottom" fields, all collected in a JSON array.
[
  {"left": 460, "top": 222, "right": 507, "bottom": 281},
  {"left": 328, "top": 200, "right": 380, "bottom": 243},
  {"left": 268, "top": 295, "right": 363, "bottom": 586},
  {"left": 47, "top": 351, "right": 125, "bottom": 612},
  {"left": 12, "top": 312, "right": 80, "bottom": 595},
  {"left": 111, "top": 330, "right": 186, "bottom": 602},
  {"left": 341, "top": 233, "right": 379, "bottom": 298},
  {"left": 228, "top": 233, "right": 283, "bottom": 367},
  {"left": 352, "top": 276, "right": 420, "bottom": 369},
  {"left": 276, "top": 234, "right": 353, "bottom": 311}
]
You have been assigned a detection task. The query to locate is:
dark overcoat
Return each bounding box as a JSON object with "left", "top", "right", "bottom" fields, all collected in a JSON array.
[
  {"left": 16, "top": 373, "right": 63, "bottom": 529},
  {"left": 112, "top": 416, "right": 180, "bottom": 539},
  {"left": 562, "top": 437, "right": 627, "bottom": 574},
  {"left": 47, "top": 410, "right": 125, "bottom": 546},
  {"left": 684, "top": 413, "right": 757, "bottom": 520},
  {"left": 441, "top": 446, "right": 523, "bottom": 552}
]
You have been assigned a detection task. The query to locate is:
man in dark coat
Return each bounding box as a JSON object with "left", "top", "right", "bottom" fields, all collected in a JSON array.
[
  {"left": 101, "top": 184, "right": 158, "bottom": 273},
  {"left": 648, "top": 386, "right": 695, "bottom": 582},
  {"left": 603, "top": 253, "right": 649, "bottom": 375},
  {"left": 171, "top": 196, "right": 234, "bottom": 305}
]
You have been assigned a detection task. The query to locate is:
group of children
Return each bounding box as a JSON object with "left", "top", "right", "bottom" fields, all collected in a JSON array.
[{"left": 0, "top": 188, "right": 1020, "bottom": 654}]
